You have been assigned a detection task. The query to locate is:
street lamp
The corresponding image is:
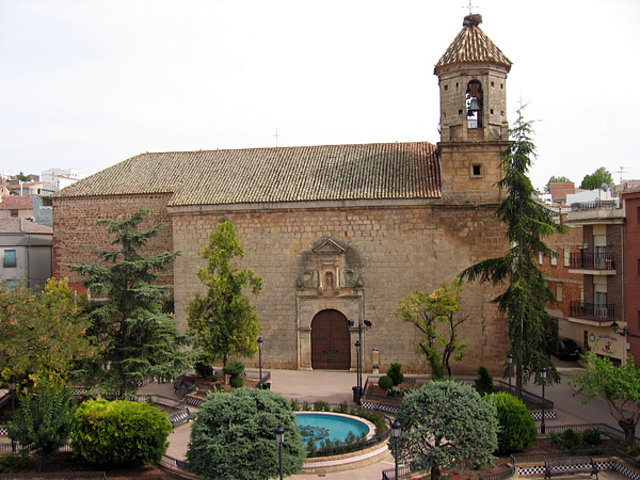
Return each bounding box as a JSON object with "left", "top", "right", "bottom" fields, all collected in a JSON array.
[
  {"left": 347, "top": 318, "right": 373, "bottom": 404},
  {"left": 540, "top": 367, "right": 547, "bottom": 434},
  {"left": 9, "top": 375, "right": 16, "bottom": 452},
  {"left": 274, "top": 425, "right": 285, "bottom": 480},
  {"left": 257, "top": 337, "right": 263, "bottom": 389},
  {"left": 391, "top": 419, "right": 402, "bottom": 480},
  {"left": 507, "top": 353, "right": 513, "bottom": 394}
]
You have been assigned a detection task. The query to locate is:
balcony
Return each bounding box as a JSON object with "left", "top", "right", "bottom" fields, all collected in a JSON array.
[
  {"left": 569, "top": 301, "right": 617, "bottom": 323},
  {"left": 569, "top": 252, "right": 616, "bottom": 273}
]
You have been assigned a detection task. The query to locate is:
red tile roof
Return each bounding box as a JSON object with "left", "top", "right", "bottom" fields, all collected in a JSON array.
[
  {"left": 435, "top": 14, "right": 511, "bottom": 75},
  {"left": 0, "top": 196, "right": 33, "bottom": 210},
  {"left": 54, "top": 142, "right": 441, "bottom": 207}
]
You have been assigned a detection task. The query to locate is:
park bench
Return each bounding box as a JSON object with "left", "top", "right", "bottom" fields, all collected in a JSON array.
[{"left": 544, "top": 456, "right": 598, "bottom": 480}]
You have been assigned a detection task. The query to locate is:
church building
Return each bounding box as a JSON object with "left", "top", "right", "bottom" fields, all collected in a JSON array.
[{"left": 53, "top": 14, "right": 512, "bottom": 374}]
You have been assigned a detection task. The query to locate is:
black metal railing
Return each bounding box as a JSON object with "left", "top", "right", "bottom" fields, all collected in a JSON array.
[
  {"left": 569, "top": 252, "right": 616, "bottom": 270},
  {"left": 381, "top": 464, "right": 412, "bottom": 480},
  {"left": 569, "top": 301, "right": 617, "bottom": 322}
]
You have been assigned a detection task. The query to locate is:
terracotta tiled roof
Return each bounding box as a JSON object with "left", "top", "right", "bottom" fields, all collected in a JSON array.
[
  {"left": 435, "top": 14, "right": 511, "bottom": 75},
  {"left": 54, "top": 142, "right": 441, "bottom": 207},
  {"left": 0, "top": 218, "right": 52, "bottom": 234},
  {"left": 0, "top": 196, "right": 33, "bottom": 210}
]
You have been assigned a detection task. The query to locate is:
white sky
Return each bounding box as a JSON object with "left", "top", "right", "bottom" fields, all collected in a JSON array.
[{"left": 1, "top": 0, "right": 639, "bottom": 191}]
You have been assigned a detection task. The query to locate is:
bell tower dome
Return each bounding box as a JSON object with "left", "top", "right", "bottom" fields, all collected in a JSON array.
[{"left": 435, "top": 14, "right": 512, "bottom": 203}]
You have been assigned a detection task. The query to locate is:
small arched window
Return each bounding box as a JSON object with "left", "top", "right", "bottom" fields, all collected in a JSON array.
[{"left": 466, "top": 80, "right": 483, "bottom": 129}]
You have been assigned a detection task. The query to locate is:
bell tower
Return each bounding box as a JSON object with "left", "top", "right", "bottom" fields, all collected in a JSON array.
[{"left": 435, "top": 14, "right": 512, "bottom": 203}]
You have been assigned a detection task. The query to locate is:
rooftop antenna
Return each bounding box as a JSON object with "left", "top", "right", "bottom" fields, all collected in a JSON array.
[
  {"left": 273, "top": 128, "right": 281, "bottom": 148},
  {"left": 615, "top": 166, "right": 630, "bottom": 184},
  {"left": 463, "top": 0, "right": 478, "bottom": 15}
]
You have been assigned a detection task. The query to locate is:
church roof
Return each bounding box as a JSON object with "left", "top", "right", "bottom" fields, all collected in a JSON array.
[
  {"left": 435, "top": 14, "right": 511, "bottom": 75},
  {"left": 54, "top": 142, "right": 441, "bottom": 207}
]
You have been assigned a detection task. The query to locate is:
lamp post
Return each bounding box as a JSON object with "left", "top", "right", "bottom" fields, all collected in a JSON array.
[
  {"left": 9, "top": 375, "right": 16, "bottom": 452},
  {"left": 507, "top": 353, "right": 513, "bottom": 394},
  {"left": 391, "top": 419, "right": 402, "bottom": 480},
  {"left": 257, "top": 337, "right": 263, "bottom": 389},
  {"left": 275, "top": 425, "right": 285, "bottom": 480},
  {"left": 348, "top": 319, "right": 373, "bottom": 405},
  {"left": 540, "top": 367, "right": 547, "bottom": 434}
]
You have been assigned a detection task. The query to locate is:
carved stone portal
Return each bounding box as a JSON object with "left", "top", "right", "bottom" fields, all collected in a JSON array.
[{"left": 296, "top": 237, "right": 365, "bottom": 370}]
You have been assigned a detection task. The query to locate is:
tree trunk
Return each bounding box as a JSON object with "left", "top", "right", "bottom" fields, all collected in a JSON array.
[
  {"left": 431, "top": 464, "right": 441, "bottom": 480},
  {"left": 619, "top": 418, "right": 636, "bottom": 448}
]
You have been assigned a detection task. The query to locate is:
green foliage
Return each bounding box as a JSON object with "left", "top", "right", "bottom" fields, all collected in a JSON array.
[
  {"left": 0, "top": 278, "right": 94, "bottom": 381},
  {"left": 387, "top": 363, "right": 404, "bottom": 386},
  {"left": 579, "top": 167, "right": 614, "bottom": 190},
  {"left": 187, "top": 221, "right": 262, "bottom": 367},
  {"left": 544, "top": 175, "right": 571, "bottom": 193},
  {"left": 222, "top": 361, "right": 245, "bottom": 376},
  {"left": 486, "top": 392, "right": 536, "bottom": 455},
  {"left": 194, "top": 361, "right": 213, "bottom": 378},
  {"left": 8, "top": 378, "right": 76, "bottom": 470},
  {"left": 395, "top": 279, "right": 468, "bottom": 378},
  {"left": 459, "top": 111, "right": 564, "bottom": 396},
  {"left": 378, "top": 375, "right": 394, "bottom": 392},
  {"left": 229, "top": 375, "right": 245, "bottom": 388},
  {"left": 333, "top": 401, "right": 349, "bottom": 414},
  {"left": 72, "top": 398, "right": 172, "bottom": 467},
  {"left": 187, "top": 388, "right": 306, "bottom": 480},
  {"left": 68, "top": 209, "right": 189, "bottom": 398},
  {"left": 291, "top": 399, "right": 300, "bottom": 411},
  {"left": 0, "top": 453, "right": 31, "bottom": 473},
  {"left": 475, "top": 366, "right": 494, "bottom": 396},
  {"left": 313, "top": 400, "right": 331, "bottom": 412},
  {"left": 302, "top": 401, "right": 311, "bottom": 411},
  {"left": 570, "top": 351, "right": 640, "bottom": 447},
  {"left": 395, "top": 381, "right": 498, "bottom": 479},
  {"left": 582, "top": 428, "right": 602, "bottom": 446},
  {"left": 561, "top": 428, "right": 582, "bottom": 451}
]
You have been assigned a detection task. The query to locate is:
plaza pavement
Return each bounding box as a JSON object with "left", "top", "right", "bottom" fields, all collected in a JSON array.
[{"left": 140, "top": 365, "right": 626, "bottom": 480}]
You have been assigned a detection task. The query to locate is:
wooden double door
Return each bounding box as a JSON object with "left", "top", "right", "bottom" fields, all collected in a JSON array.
[{"left": 311, "top": 310, "right": 350, "bottom": 370}]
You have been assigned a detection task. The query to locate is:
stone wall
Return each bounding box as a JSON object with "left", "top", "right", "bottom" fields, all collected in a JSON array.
[{"left": 171, "top": 201, "right": 509, "bottom": 375}]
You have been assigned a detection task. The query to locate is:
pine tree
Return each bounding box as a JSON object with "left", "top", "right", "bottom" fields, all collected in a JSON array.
[
  {"left": 460, "top": 109, "right": 565, "bottom": 396},
  {"left": 187, "top": 220, "right": 262, "bottom": 367},
  {"left": 69, "top": 209, "right": 188, "bottom": 398}
]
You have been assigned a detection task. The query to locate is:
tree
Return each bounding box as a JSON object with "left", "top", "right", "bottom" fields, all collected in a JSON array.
[
  {"left": 187, "top": 388, "right": 306, "bottom": 480},
  {"left": 0, "top": 278, "right": 94, "bottom": 382},
  {"left": 8, "top": 378, "right": 76, "bottom": 471},
  {"left": 569, "top": 352, "right": 640, "bottom": 448},
  {"left": 486, "top": 392, "right": 537, "bottom": 454},
  {"left": 69, "top": 209, "right": 189, "bottom": 398},
  {"left": 394, "top": 381, "right": 498, "bottom": 480},
  {"left": 187, "top": 220, "right": 262, "bottom": 367},
  {"left": 579, "top": 167, "right": 614, "bottom": 191},
  {"left": 460, "top": 110, "right": 565, "bottom": 396},
  {"left": 395, "top": 279, "right": 467, "bottom": 378},
  {"left": 72, "top": 398, "right": 172, "bottom": 466},
  {"left": 544, "top": 175, "right": 571, "bottom": 193}
]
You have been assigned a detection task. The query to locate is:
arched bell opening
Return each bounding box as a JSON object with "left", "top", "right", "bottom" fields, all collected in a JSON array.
[{"left": 466, "top": 80, "right": 483, "bottom": 129}]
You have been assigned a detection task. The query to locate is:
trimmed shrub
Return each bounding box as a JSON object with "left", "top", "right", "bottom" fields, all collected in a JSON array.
[
  {"left": 0, "top": 453, "right": 31, "bottom": 473},
  {"left": 229, "top": 375, "right": 244, "bottom": 388},
  {"left": 194, "top": 361, "right": 213, "bottom": 378},
  {"left": 222, "top": 361, "right": 245, "bottom": 376},
  {"left": 486, "top": 392, "right": 537, "bottom": 455},
  {"left": 387, "top": 363, "right": 404, "bottom": 386},
  {"left": 561, "top": 428, "right": 582, "bottom": 451},
  {"left": 475, "top": 366, "right": 494, "bottom": 396},
  {"left": 378, "top": 375, "right": 394, "bottom": 392},
  {"left": 187, "top": 388, "right": 306, "bottom": 480},
  {"left": 72, "top": 398, "right": 172, "bottom": 467}
]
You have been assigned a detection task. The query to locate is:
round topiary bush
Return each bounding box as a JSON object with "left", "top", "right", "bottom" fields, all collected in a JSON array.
[
  {"left": 72, "top": 398, "right": 172, "bottom": 467},
  {"left": 387, "top": 363, "right": 404, "bottom": 386},
  {"left": 222, "top": 361, "right": 245, "bottom": 376},
  {"left": 379, "top": 375, "right": 394, "bottom": 392},
  {"left": 561, "top": 428, "right": 582, "bottom": 451},
  {"left": 229, "top": 375, "right": 244, "bottom": 388},
  {"left": 582, "top": 428, "right": 602, "bottom": 446},
  {"left": 486, "top": 392, "right": 537, "bottom": 455},
  {"left": 187, "top": 388, "right": 306, "bottom": 480}
]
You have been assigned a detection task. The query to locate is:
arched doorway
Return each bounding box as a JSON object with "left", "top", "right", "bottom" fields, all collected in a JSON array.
[{"left": 311, "top": 310, "right": 350, "bottom": 369}]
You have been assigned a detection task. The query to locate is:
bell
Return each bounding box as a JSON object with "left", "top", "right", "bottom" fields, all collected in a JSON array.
[{"left": 467, "top": 97, "right": 481, "bottom": 115}]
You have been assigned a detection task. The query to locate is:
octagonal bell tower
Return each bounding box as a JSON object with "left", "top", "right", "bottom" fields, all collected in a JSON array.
[{"left": 435, "top": 14, "right": 512, "bottom": 204}]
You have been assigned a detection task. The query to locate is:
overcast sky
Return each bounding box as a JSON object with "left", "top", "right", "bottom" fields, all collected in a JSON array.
[{"left": 1, "top": 0, "right": 639, "bottom": 191}]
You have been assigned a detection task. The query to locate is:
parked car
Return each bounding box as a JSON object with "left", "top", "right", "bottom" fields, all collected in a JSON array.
[{"left": 554, "top": 338, "right": 582, "bottom": 361}]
